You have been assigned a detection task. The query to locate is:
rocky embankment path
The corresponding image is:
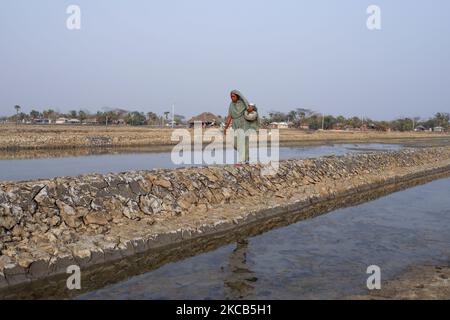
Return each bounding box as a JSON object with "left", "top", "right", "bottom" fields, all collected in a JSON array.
[{"left": 1, "top": 147, "right": 450, "bottom": 291}]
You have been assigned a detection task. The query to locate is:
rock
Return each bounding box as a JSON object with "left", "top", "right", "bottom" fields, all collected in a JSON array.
[
  {"left": 275, "top": 192, "right": 286, "bottom": 198},
  {"left": 70, "top": 244, "right": 92, "bottom": 260},
  {"left": 0, "top": 255, "right": 13, "bottom": 273},
  {"left": 153, "top": 179, "right": 171, "bottom": 189},
  {"left": 34, "top": 186, "right": 53, "bottom": 206},
  {"left": 28, "top": 200, "right": 38, "bottom": 215},
  {"left": 16, "top": 252, "right": 34, "bottom": 268},
  {"left": 0, "top": 215, "right": 16, "bottom": 230},
  {"left": 56, "top": 200, "right": 81, "bottom": 229},
  {"left": 202, "top": 171, "right": 219, "bottom": 182},
  {"left": 177, "top": 198, "right": 191, "bottom": 210},
  {"left": 83, "top": 212, "right": 108, "bottom": 226},
  {"left": 139, "top": 194, "right": 163, "bottom": 215},
  {"left": 222, "top": 188, "right": 232, "bottom": 200},
  {"left": 11, "top": 225, "right": 24, "bottom": 237},
  {"left": 50, "top": 215, "right": 61, "bottom": 227},
  {"left": 104, "top": 197, "right": 123, "bottom": 218},
  {"left": 123, "top": 200, "right": 141, "bottom": 220},
  {"left": 178, "top": 192, "right": 197, "bottom": 210}
]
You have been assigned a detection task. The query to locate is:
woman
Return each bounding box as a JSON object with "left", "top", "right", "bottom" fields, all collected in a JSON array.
[{"left": 224, "top": 90, "right": 260, "bottom": 164}]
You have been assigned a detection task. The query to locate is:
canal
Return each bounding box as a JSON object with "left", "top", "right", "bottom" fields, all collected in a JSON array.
[
  {"left": 0, "top": 143, "right": 402, "bottom": 181},
  {"left": 76, "top": 176, "right": 450, "bottom": 299}
]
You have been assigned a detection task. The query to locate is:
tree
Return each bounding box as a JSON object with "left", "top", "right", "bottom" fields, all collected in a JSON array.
[
  {"left": 78, "top": 110, "right": 89, "bottom": 122},
  {"left": 323, "top": 115, "right": 337, "bottom": 130},
  {"left": 308, "top": 114, "right": 321, "bottom": 130},
  {"left": 69, "top": 110, "right": 77, "bottom": 118},
  {"left": 125, "top": 111, "right": 146, "bottom": 126},
  {"left": 30, "top": 110, "right": 41, "bottom": 119},
  {"left": 391, "top": 118, "right": 414, "bottom": 132},
  {"left": 434, "top": 112, "right": 449, "bottom": 129},
  {"left": 14, "top": 105, "right": 21, "bottom": 124},
  {"left": 96, "top": 111, "right": 119, "bottom": 125},
  {"left": 43, "top": 109, "right": 56, "bottom": 120},
  {"left": 268, "top": 111, "right": 288, "bottom": 123},
  {"left": 287, "top": 110, "right": 297, "bottom": 122},
  {"left": 146, "top": 112, "right": 159, "bottom": 125},
  {"left": 174, "top": 114, "right": 186, "bottom": 125}
]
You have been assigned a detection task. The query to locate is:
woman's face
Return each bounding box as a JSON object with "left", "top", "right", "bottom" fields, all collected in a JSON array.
[{"left": 230, "top": 93, "right": 239, "bottom": 103}]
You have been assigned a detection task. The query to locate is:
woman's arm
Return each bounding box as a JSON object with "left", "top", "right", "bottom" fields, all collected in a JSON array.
[{"left": 224, "top": 116, "right": 232, "bottom": 135}]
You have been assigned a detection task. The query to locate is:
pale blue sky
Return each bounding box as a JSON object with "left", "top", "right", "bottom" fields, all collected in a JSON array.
[{"left": 1, "top": 0, "right": 449, "bottom": 120}]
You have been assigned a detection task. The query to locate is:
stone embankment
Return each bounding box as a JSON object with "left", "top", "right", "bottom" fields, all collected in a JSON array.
[{"left": 1, "top": 147, "right": 450, "bottom": 291}]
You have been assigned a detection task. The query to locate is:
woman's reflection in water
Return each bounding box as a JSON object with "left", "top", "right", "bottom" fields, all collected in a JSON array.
[{"left": 223, "top": 239, "right": 258, "bottom": 299}]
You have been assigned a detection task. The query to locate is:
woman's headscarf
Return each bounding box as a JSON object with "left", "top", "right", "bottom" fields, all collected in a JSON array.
[{"left": 229, "top": 89, "right": 249, "bottom": 119}]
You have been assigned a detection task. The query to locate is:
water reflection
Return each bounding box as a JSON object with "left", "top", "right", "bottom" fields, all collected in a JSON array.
[{"left": 224, "top": 240, "right": 257, "bottom": 299}]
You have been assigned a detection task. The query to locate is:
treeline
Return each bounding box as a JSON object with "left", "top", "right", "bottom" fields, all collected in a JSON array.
[
  {"left": 2, "top": 105, "right": 449, "bottom": 131},
  {"left": 262, "top": 108, "right": 449, "bottom": 131},
  {"left": 4, "top": 106, "right": 186, "bottom": 126}
]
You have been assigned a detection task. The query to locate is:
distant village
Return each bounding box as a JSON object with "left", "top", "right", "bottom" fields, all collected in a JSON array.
[{"left": 0, "top": 106, "right": 448, "bottom": 132}]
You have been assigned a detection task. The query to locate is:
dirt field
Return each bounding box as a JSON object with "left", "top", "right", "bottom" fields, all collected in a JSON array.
[{"left": 0, "top": 124, "right": 448, "bottom": 151}]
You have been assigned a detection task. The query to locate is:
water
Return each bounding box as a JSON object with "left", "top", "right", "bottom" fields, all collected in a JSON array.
[
  {"left": 77, "top": 177, "right": 450, "bottom": 300},
  {"left": 0, "top": 143, "right": 402, "bottom": 181}
]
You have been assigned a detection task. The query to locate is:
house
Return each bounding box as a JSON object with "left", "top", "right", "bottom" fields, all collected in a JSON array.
[
  {"left": 433, "top": 126, "right": 445, "bottom": 132},
  {"left": 165, "top": 120, "right": 178, "bottom": 127},
  {"left": 112, "top": 119, "right": 126, "bottom": 125},
  {"left": 269, "top": 122, "right": 289, "bottom": 129},
  {"left": 55, "top": 118, "right": 68, "bottom": 124},
  {"left": 67, "top": 119, "right": 81, "bottom": 124},
  {"left": 83, "top": 118, "right": 98, "bottom": 125},
  {"left": 33, "top": 118, "right": 52, "bottom": 124},
  {"left": 299, "top": 124, "right": 310, "bottom": 130},
  {"left": 414, "top": 125, "right": 427, "bottom": 132},
  {"left": 188, "top": 112, "right": 221, "bottom": 128},
  {"left": 55, "top": 118, "right": 81, "bottom": 124},
  {"left": 67, "top": 118, "right": 81, "bottom": 124}
]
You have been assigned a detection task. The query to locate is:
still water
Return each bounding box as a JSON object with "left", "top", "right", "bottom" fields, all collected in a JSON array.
[
  {"left": 0, "top": 143, "right": 402, "bottom": 181},
  {"left": 77, "top": 176, "right": 450, "bottom": 300}
]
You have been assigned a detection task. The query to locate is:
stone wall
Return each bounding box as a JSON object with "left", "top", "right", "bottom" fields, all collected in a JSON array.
[{"left": 1, "top": 147, "right": 450, "bottom": 290}]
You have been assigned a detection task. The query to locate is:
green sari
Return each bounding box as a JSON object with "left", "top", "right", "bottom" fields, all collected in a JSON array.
[
  {"left": 228, "top": 90, "right": 260, "bottom": 131},
  {"left": 228, "top": 90, "right": 260, "bottom": 163}
]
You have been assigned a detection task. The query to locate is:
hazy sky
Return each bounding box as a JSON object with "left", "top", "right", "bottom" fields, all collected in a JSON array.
[{"left": 1, "top": 0, "right": 449, "bottom": 120}]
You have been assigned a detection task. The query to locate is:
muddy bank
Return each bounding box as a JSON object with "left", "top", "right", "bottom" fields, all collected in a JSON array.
[
  {"left": 0, "top": 124, "right": 448, "bottom": 152},
  {"left": 1, "top": 147, "right": 450, "bottom": 295},
  {"left": 350, "top": 264, "right": 450, "bottom": 300}
]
